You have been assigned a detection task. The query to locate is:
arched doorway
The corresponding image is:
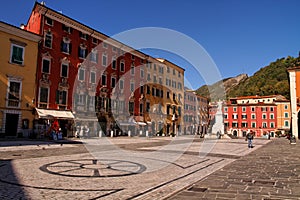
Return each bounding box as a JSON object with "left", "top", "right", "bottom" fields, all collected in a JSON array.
[{"left": 233, "top": 130, "right": 238, "bottom": 137}]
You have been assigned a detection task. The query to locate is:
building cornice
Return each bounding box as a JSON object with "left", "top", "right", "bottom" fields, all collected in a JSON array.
[{"left": 0, "top": 21, "right": 41, "bottom": 42}]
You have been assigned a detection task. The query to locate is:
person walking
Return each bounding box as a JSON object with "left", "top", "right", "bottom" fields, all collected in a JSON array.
[{"left": 245, "top": 131, "right": 254, "bottom": 148}]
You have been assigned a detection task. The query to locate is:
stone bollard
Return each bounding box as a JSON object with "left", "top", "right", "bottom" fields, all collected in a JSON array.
[
  {"left": 111, "top": 130, "right": 114, "bottom": 138},
  {"left": 128, "top": 130, "right": 131, "bottom": 137},
  {"left": 146, "top": 130, "right": 149, "bottom": 137},
  {"left": 99, "top": 130, "right": 103, "bottom": 138}
]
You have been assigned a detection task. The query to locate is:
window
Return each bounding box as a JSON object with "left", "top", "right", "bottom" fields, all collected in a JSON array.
[
  {"left": 112, "top": 46, "right": 117, "bottom": 52},
  {"left": 284, "top": 105, "right": 288, "bottom": 110},
  {"left": 79, "top": 32, "right": 88, "bottom": 40},
  {"left": 42, "top": 58, "right": 50, "bottom": 74},
  {"left": 102, "top": 42, "right": 108, "bottom": 48},
  {"left": 284, "top": 112, "right": 289, "bottom": 118},
  {"left": 90, "top": 71, "right": 96, "bottom": 84},
  {"left": 270, "top": 107, "right": 274, "bottom": 112},
  {"left": 173, "top": 69, "right": 176, "bottom": 75},
  {"left": 140, "top": 69, "right": 144, "bottom": 78},
  {"left": 251, "top": 114, "right": 256, "bottom": 119},
  {"left": 61, "top": 63, "right": 68, "bottom": 78},
  {"left": 45, "top": 17, "right": 53, "bottom": 26},
  {"left": 131, "top": 55, "right": 135, "bottom": 60},
  {"left": 241, "top": 122, "right": 247, "bottom": 127},
  {"left": 129, "top": 102, "right": 134, "bottom": 114},
  {"left": 224, "top": 107, "right": 228, "bottom": 112},
  {"left": 39, "top": 87, "right": 49, "bottom": 108},
  {"left": 146, "top": 102, "right": 150, "bottom": 112},
  {"left": 262, "top": 122, "right": 267, "bottom": 128},
  {"left": 78, "top": 68, "right": 85, "bottom": 81},
  {"left": 56, "top": 90, "right": 67, "bottom": 105},
  {"left": 101, "top": 74, "right": 107, "bottom": 85},
  {"left": 232, "top": 122, "right": 238, "bottom": 128},
  {"left": 146, "top": 85, "right": 150, "bottom": 94},
  {"left": 90, "top": 49, "right": 98, "bottom": 63},
  {"left": 119, "top": 79, "right": 124, "bottom": 90},
  {"left": 224, "top": 114, "right": 228, "bottom": 119},
  {"left": 120, "top": 61, "right": 125, "bottom": 72},
  {"left": 147, "top": 73, "right": 151, "bottom": 81},
  {"left": 262, "top": 114, "right": 267, "bottom": 119},
  {"left": 78, "top": 45, "right": 87, "bottom": 59},
  {"left": 10, "top": 44, "right": 24, "bottom": 65},
  {"left": 270, "top": 114, "right": 274, "bottom": 119},
  {"left": 130, "top": 82, "right": 135, "bottom": 92},
  {"left": 136, "top": 85, "right": 142, "bottom": 95},
  {"left": 92, "top": 38, "right": 98, "bottom": 44},
  {"left": 62, "top": 24, "right": 72, "bottom": 33},
  {"left": 139, "top": 103, "right": 143, "bottom": 114},
  {"left": 242, "top": 107, "right": 246, "bottom": 112},
  {"left": 251, "top": 107, "right": 255, "bottom": 112},
  {"left": 102, "top": 54, "right": 107, "bottom": 66},
  {"left": 111, "top": 77, "right": 116, "bottom": 88},
  {"left": 130, "top": 64, "right": 135, "bottom": 75},
  {"left": 7, "top": 81, "right": 21, "bottom": 107},
  {"left": 61, "top": 38, "right": 71, "bottom": 54},
  {"left": 242, "top": 114, "right": 247, "bottom": 119},
  {"left": 112, "top": 58, "right": 117, "bottom": 70},
  {"left": 270, "top": 122, "right": 275, "bottom": 128},
  {"left": 251, "top": 122, "right": 256, "bottom": 128},
  {"left": 44, "top": 32, "right": 52, "bottom": 48},
  {"left": 167, "top": 91, "right": 170, "bottom": 99},
  {"left": 167, "top": 67, "right": 170, "bottom": 73},
  {"left": 284, "top": 120, "right": 289, "bottom": 127}
]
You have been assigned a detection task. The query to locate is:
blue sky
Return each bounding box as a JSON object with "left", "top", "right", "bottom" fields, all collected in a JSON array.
[{"left": 1, "top": 0, "right": 300, "bottom": 89}]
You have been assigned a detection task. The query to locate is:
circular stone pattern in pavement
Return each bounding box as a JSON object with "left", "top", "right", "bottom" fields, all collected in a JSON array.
[{"left": 39, "top": 159, "right": 146, "bottom": 178}]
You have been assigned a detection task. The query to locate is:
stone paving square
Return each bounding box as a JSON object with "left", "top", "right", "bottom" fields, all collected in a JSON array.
[{"left": 0, "top": 136, "right": 277, "bottom": 200}]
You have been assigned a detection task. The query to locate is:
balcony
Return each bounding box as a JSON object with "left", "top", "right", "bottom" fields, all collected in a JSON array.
[{"left": 7, "top": 99, "right": 20, "bottom": 107}]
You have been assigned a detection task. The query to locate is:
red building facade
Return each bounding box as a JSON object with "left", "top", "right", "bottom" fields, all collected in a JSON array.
[
  {"left": 223, "top": 96, "right": 279, "bottom": 137},
  {"left": 24, "top": 2, "right": 185, "bottom": 137}
]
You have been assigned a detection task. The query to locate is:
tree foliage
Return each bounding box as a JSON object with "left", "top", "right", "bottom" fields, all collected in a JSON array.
[{"left": 196, "top": 55, "right": 300, "bottom": 100}]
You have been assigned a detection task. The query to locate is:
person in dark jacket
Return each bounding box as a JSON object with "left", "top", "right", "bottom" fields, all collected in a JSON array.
[{"left": 245, "top": 131, "right": 254, "bottom": 148}]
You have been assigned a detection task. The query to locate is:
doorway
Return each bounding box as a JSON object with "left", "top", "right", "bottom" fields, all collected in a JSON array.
[{"left": 5, "top": 113, "right": 19, "bottom": 136}]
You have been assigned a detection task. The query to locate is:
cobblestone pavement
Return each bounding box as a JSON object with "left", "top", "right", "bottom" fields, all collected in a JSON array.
[
  {"left": 0, "top": 136, "right": 272, "bottom": 199},
  {"left": 168, "top": 138, "right": 300, "bottom": 200}
]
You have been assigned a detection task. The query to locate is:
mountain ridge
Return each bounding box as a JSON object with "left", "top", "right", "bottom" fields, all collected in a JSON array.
[{"left": 195, "top": 54, "right": 300, "bottom": 100}]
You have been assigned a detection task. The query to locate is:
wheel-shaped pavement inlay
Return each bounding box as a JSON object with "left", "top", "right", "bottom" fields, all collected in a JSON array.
[{"left": 40, "top": 159, "right": 146, "bottom": 178}]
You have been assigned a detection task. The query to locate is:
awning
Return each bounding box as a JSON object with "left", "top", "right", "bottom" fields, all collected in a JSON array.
[
  {"left": 136, "top": 122, "right": 147, "bottom": 126},
  {"left": 36, "top": 108, "right": 75, "bottom": 119}
]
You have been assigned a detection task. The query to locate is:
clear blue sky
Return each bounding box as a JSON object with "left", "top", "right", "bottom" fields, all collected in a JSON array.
[{"left": 1, "top": 0, "right": 299, "bottom": 89}]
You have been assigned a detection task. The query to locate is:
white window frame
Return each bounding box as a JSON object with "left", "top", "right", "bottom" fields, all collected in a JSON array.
[
  {"left": 102, "top": 53, "right": 107, "bottom": 67},
  {"left": 120, "top": 60, "right": 125, "bottom": 72},
  {"left": 38, "top": 87, "right": 49, "bottom": 108},
  {"left": 60, "top": 62, "right": 69, "bottom": 78},
  {"left": 6, "top": 78, "right": 22, "bottom": 108},
  {"left": 44, "top": 32, "right": 52, "bottom": 48},
  {"left": 10, "top": 43, "right": 24, "bottom": 65},
  {"left": 90, "top": 71, "right": 96, "bottom": 84},
  {"left": 42, "top": 57, "right": 51, "bottom": 74},
  {"left": 78, "top": 68, "right": 85, "bottom": 81}
]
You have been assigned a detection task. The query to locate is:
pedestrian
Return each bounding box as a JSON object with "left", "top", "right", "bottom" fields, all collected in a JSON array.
[{"left": 245, "top": 131, "right": 254, "bottom": 148}]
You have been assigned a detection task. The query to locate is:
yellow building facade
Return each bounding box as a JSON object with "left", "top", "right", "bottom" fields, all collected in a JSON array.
[
  {"left": 0, "top": 21, "right": 41, "bottom": 137},
  {"left": 275, "top": 99, "right": 291, "bottom": 134}
]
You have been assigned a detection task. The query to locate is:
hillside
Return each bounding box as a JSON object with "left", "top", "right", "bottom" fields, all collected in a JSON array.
[{"left": 196, "top": 55, "right": 300, "bottom": 100}]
